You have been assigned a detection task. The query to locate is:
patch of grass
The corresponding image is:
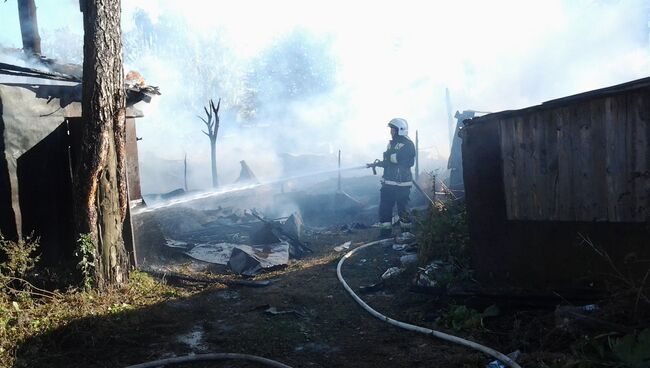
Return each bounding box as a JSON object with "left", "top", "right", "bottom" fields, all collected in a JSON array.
[
  {"left": 609, "top": 328, "right": 650, "bottom": 368},
  {"left": 436, "top": 304, "right": 499, "bottom": 332},
  {"left": 0, "top": 270, "right": 188, "bottom": 368}
]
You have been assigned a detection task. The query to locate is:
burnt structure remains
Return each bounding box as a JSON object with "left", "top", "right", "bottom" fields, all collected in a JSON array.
[
  {"left": 0, "top": 63, "right": 156, "bottom": 266},
  {"left": 461, "top": 77, "right": 650, "bottom": 291}
]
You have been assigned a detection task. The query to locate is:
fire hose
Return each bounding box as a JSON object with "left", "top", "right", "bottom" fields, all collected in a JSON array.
[
  {"left": 124, "top": 353, "right": 294, "bottom": 368},
  {"left": 336, "top": 240, "right": 523, "bottom": 368}
]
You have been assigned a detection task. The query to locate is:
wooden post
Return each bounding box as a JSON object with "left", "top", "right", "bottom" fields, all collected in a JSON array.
[
  {"left": 17, "top": 0, "right": 42, "bottom": 56},
  {"left": 415, "top": 130, "right": 419, "bottom": 181},
  {"left": 338, "top": 149, "right": 341, "bottom": 191},
  {"left": 183, "top": 153, "right": 188, "bottom": 192}
]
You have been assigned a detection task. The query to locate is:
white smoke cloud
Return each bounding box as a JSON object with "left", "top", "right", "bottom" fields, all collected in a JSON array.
[{"left": 2, "top": 0, "right": 649, "bottom": 194}]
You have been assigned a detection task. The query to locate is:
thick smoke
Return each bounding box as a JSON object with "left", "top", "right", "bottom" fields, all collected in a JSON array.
[{"left": 1, "top": 0, "right": 649, "bottom": 194}]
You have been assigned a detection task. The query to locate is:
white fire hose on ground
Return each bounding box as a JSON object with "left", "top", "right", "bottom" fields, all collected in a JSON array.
[
  {"left": 124, "top": 353, "right": 294, "bottom": 368},
  {"left": 124, "top": 247, "right": 520, "bottom": 368},
  {"left": 337, "top": 240, "right": 523, "bottom": 368}
]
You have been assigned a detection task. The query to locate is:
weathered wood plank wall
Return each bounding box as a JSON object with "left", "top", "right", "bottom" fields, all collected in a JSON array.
[
  {"left": 498, "top": 89, "right": 650, "bottom": 222},
  {"left": 462, "top": 79, "right": 650, "bottom": 289}
]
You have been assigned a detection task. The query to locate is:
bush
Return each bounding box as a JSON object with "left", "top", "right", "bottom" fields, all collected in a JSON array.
[
  {"left": 0, "top": 234, "right": 40, "bottom": 281},
  {"left": 415, "top": 197, "right": 469, "bottom": 266}
]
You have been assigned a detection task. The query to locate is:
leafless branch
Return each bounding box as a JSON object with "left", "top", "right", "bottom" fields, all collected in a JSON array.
[
  {"left": 197, "top": 115, "right": 209, "bottom": 125},
  {"left": 2, "top": 276, "right": 60, "bottom": 299}
]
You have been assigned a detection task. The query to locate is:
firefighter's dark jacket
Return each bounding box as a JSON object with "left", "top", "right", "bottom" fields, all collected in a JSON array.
[{"left": 379, "top": 135, "right": 415, "bottom": 186}]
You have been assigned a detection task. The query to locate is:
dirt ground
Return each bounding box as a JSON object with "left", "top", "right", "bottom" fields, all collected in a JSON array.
[
  {"left": 14, "top": 184, "right": 648, "bottom": 368},
  {"left": 15, "top": 221, "right": 578, "bottom": 368}
]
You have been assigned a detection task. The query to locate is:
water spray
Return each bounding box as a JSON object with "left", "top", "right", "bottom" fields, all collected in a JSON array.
[
  {"left": 132, "top": 157, "right": 441, "bottom": 214},
  {"left": 133, "top": 164, "right": 368, "bottom": 214}
]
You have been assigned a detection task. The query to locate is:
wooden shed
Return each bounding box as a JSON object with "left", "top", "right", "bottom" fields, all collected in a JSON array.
[
  {"left": 0, "top": 63, "right": 153, "bottom": 267},
  {"left": 461, "top": 77, "right": 650, "bottom": 290}
]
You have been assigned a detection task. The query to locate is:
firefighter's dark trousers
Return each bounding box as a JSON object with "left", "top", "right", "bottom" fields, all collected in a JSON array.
[{"left": 379, "top": 184, "right": 411, "bottom": 223}]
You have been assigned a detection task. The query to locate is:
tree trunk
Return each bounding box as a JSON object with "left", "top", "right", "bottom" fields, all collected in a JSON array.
[
  {"left": 75, "top": 0, "right": 129, "bottom": 289},
  {"left": 210, "top": 138, "right": 218, "bottom": 187}
]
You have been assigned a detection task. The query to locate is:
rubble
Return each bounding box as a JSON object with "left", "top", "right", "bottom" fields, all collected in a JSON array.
[
  {"left": 340, "top": 222, "right": 369, "bottom": 232},
  {"left": 412, "top": 260, "right": 453, "bottom": 290},
  {"left": 281, "top": 212, "right": 304, "bottom": 240},
  {"left": 185, "top": 242, "right": 240, "bottom": 265},
  {"left": 395, "top": 232, "right": 416, "bottom": 245},
  {"left": 399, "top": 253, "right": 418, "bottom": 266},
  {"left": 381, "top": 267, "right": 404, "bottom": 280},
  {"left": 250, "top": 223, "right": 281, "bottom": 245},
  {"left": 236, "top": 160, "right": 259, "bottom": 184},
  {"left": 182, "top": 239, "right": 290, "bottom": 276},
  {"left": 250, "top": 210, "right": 312, "bottom": 257},
  {"left": 227, "top": 242, "right": 290, "bottom": 276},
  {"left": 334, "top": 241, "right": 352, "bottom": 252}
]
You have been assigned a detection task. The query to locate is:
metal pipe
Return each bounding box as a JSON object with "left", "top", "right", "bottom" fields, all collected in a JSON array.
[{"left": 337, "top": 241, "right": 523, "bottom": 368}]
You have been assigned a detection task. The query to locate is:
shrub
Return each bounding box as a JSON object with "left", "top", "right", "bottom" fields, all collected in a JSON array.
[
  {"left": 0, "top": 234, "right": 47, "bottom": 300},
  {"left": 415, "top": 197, "right": 469, "bottom": 266},
  {"left": 0, "top": 234, "right": 40, "bottom": 280}
]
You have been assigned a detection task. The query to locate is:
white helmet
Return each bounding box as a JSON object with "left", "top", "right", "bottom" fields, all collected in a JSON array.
[{"left": 388, "top": 118, "right": 408, "bottom": 136}]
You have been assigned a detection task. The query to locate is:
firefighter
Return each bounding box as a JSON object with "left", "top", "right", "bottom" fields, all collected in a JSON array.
[{"left": 369, "top": 118, "right": 416, "bottom": 237}]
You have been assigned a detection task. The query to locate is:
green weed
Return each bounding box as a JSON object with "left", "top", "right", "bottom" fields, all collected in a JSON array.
[{"left": 74, "top": 233, "right": 96, "bottom": 291}]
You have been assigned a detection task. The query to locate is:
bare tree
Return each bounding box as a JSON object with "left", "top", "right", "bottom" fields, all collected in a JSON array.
[
  {"left": 74, "top": 0, "right": 129, "bottom": 288},
  {"left": 198, "top": 98, "right": 221, "bottom": 188}
]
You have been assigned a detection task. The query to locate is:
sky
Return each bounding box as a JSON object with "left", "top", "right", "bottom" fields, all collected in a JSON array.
[{"left": 1, "top": 0, "right": 650, "bottom": 193}]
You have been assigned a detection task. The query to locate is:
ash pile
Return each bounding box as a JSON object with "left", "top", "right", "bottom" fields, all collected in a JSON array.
[
  {"left": 133, "top": 202, "right": 309, "bottom": 276},
  {"left": 132, "top": 166, "right": 383, "bottom": 276}
]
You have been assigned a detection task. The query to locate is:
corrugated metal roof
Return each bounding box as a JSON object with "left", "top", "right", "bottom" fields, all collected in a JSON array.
[{"left": 0, "top": 62, "right": 80, "bottom": 82}]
